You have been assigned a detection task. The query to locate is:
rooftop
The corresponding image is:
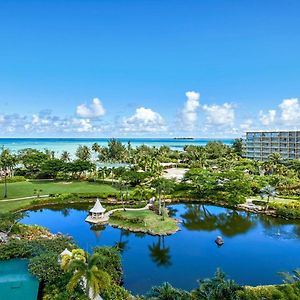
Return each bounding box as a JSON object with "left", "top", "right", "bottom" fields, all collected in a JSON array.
[{"left": 90, "top": 199, "right": 106, "bottom": 214}]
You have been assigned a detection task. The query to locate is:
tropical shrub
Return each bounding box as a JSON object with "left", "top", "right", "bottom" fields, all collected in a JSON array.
[
  {"left": 191, "top": 269, "right": 242, "bottom": 300},
  {"left": 0, "top": 236, "right": 74, "bottom": 260},
  {"left": 269, "top": 201, "right": 300, "bottom": 219},
  {"left": 145, "top": 282, "right": 192, "bottom": 300},
  {"left": 102, "top": 284, "right": 131, "bottom": 300},
  {"left": 29, "top": 252, "right": 62, "bottom": 283},
  {"left": 93, "top": 247, "right": 123, "bottom": 284}
]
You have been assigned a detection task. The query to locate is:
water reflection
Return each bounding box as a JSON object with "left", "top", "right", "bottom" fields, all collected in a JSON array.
[
  {"left": 258, "top": 215, "right": 300, "bottom": 240},
  {"left": 91, "top": 224, "right": 105, "bottom": 240},
  {"left": 21, "top": 203, "right": 300, "bottom": 294},
  {"left": 148, "top": 236, "right": 172, "bottom": 267},
  {"left": 180, "top": 204, "right": 255, "bottom": 237},
  {"left": 114, "top": 229, "right": 130, "bottom": 253}
]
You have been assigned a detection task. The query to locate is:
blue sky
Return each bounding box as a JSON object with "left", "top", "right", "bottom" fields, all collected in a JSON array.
[{"left": 0, "top": 0, "right": 300, "bottom": 137}]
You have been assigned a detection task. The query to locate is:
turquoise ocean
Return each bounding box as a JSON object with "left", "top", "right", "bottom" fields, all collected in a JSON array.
[{"left": 0, "top": 138, "right": 234, "bottom": 156}]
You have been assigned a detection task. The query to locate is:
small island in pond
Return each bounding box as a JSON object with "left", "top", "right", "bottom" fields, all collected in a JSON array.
[{"left": 109, "top": 209, "right": 179, "bottom": 236}]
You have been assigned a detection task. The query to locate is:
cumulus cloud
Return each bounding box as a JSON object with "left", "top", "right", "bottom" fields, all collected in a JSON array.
[
  {"left": 121, "top": 107, "right": 167, "bottom": 132},
  {"left": 259, "top": 109, "right": 276, "bottom": 126},
  {"left": 279, "top": 98, "right": 300, "bottom": 125},
  {"left": 76, "top": 98, "right": 105, "bottom": 118},
  {"left": 240, "top": 119, "right": 254, "bottom": 131},
  {"left": 180, "top": 91, "right": 200, "bottom": 130},
  {"left": 258, "top": 98, "right": 300, "bottom": 127},
  {"left": 202, "top": 103, "right": 235, "bottom": 126}
]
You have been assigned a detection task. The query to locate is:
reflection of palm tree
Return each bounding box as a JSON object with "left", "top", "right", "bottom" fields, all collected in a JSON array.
[
  {"left": 114, "top": 229, "right": 129, "bottom": 253},
  {"left": 148, "top": 236, "right": 171, "bottom": 267},
  {"left": 61, "top": 208, "right": 70, "bottom": 217},
  {"left": 167, "top": 206, "right": 178, "bottom": 218},
  {"left": 181, "top": 204, "right": 217, "bottom": 231}
]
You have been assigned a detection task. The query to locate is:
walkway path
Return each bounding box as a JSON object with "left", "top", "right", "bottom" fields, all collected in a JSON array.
[
  {"left": 0, "top": 194, "right": 49, "bottom": 202},
  {"left": 85, "top": 203, "right": 152, "bottom": 224}
]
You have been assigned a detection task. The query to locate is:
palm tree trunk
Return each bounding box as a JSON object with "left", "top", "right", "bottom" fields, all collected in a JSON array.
[
  {"left": 158, "top": 191, "right": 162, "bottom": 215},
  {"left": 4, "top": 174, "right": 7, "bottom": 198}
]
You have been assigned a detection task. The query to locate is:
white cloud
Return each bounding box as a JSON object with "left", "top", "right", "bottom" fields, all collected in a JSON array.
[
  {"left": 122, "top": 107, "right": 167, "bottom": 132},
  {"left": 180, "top": 91, "right": 200, "bottom": 130},
  {"left": 76, "top": 98, "right": 105, "bottom": 118},
  {"left": 258, "top": 98, "right": 300, "bottom": 127},
  {"left": 240, "top": 119, "right": 254, "bottom": 131},
  {"left": 202, "top": 103, "right": 235, "bottom": 126},
  {"left": 279, "top": 98, "right": 300, "bottom": 125},
  {"left": 259, "top": 109, "right": 276, "bottom": 126},
  {"left": 67, "top": 118, "right": 94, "bottom": 133}
]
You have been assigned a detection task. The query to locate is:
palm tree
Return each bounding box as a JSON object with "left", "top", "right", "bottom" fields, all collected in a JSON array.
[
  {"left": 61, "top": 151, "right": 71, "bottom": 162},
  {"left": 0, "top": 148, "right": 17, "bottom": 198},
  {"left": 76, "top": 145, "right": 91, "bottom": 161},
  {"left": 192, "top": 269, "right": 241, "bottom": 300},
  {"left": 98, "top": 167, "right": 107, "bottom": 183},
  {"left": 269, "top": 152, "right": 282, "bottom": 165},
  {"left": 279, "top": 269, "right": 300, "bottom": 284},
  {"left": 151, "top": 178, "right": 175, "bottom": 218},
  {"left": 91, "top": 143, "right": 101, "bottom": 153},
  {"left": 145, "top": 282, "right": 191, "bottom": 299},
  {"left": 62, "top": 249, "right": 111, "bottom": 299},
  {"left": 44, "top": 148, "right": 55, "bottom": 159},
  {"left": 259, "top": 185, "right": 277, "bottom": 210}
]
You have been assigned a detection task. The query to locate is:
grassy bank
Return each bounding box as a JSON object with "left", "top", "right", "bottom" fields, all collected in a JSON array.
[
  {"left": 109, "top": 209, "right": 179, "bottom": 235},
  {"left": 0, "top": 181, "right": 119, "bottom": 212},
  {"left": 0, "top": 181, "right": 118, "bottom": 200}
]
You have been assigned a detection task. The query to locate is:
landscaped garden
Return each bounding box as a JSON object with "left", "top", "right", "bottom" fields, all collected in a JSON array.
[{"left": 1, "top": 140, "right": 300, "bottom": 299}]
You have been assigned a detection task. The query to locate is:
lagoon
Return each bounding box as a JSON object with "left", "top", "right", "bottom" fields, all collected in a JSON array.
[
  {"left": 21, "top": 203, "right": 300, "bottom": 295},
  {"left": 0, "top": 138, "right": 233, "bottom": 157}
]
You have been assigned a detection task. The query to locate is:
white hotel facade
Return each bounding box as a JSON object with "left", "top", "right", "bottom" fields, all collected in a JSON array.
[{"left": 244, "top": 130, "right": 300, "bottom": 161}]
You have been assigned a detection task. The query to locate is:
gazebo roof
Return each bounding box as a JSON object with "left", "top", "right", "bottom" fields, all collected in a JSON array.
[
  {"left": 90, "top": 199, "right": 106, "bottom": 214},
  {"left": 60, "top": 248, "right": 72, "bottom": 257}
]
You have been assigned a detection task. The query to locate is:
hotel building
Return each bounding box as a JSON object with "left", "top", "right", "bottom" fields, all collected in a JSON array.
[{"left": 244, "top": 130, "right": 300, "bottom": 160}]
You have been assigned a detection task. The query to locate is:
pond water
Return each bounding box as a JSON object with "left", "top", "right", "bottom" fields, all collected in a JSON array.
[{"left": 21, "top": 203, "right": 300, "bottom": 295}]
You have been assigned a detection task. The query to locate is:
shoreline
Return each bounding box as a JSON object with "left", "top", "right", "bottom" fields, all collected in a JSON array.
[
  {"left": 108, "top": 217, "right": 181, "bottom": 236},
  {"left": 15, "top": 195, "right": 298, "bottom": 221}
]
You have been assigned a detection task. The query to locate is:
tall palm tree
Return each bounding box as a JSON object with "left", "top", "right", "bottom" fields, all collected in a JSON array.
[
  {"left": 151, "top": 178, "right": 175, "bottom": 218},
  {"left": 76, "top": 145, "right": 91, "bottom": 161},
  {"left": 91, "top": 143, "right": 101, "bottom": 153},
  {"left": 63, "top": 250, "right": 111, "bottom": 299},
  {"left": 61, "top": 150, "right": 71, "bottom": 162},
  {"left": 0, "top": 148, "right": 17, "bottom": 198},
  {"left": 259, "top": 185, "right": 277, "bottom": 210}
]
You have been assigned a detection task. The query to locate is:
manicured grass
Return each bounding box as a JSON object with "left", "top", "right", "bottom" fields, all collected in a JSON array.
[
  {"left": 0, "top": 181, "right": 118, "bottom": 200},
  {"left": 0, "top": 199, "right": 35, "bottom": 213},
  {"left": 0, "top": 181, "right": 119, "bottom": 213},
  {"left": 109, "top": 209, "right": 179, "bottom": 235}
]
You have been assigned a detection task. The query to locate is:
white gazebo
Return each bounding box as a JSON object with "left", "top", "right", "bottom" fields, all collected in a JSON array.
[
  {"left": 60, "top": 248, "right": 72, "bottom": 257},
  {"left": 89, "top": 198, "right": 106, "bottom": 219}
]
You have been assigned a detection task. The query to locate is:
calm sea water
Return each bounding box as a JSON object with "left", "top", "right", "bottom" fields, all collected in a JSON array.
[
  {"left": 0, "top": 138, "right": 233, "bottom": 156},
  {"left": 21, "top": 203, "right": 300, "bottom": 295}
]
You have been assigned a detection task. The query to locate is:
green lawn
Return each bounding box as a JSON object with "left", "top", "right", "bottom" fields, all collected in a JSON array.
[
  {"left": 109, "top": 209, "right": 179, "bottom": 235},
  {"left": 0, "top": 181, "right": 119, "bottom": 213},
  {"left": 0, "top": 181, "right": 118, "bottom": 200}
]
